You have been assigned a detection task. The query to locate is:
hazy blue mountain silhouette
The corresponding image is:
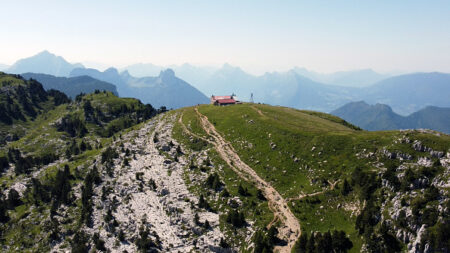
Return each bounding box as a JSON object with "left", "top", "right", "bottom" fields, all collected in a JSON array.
[
  {"left": 360, "top": 72, "right": 450, "bottom": 115},
  {"left": 21, "top": 73, "right": 118, "bottom": 98},
  {"left": 122, "top": 63, "right": 164, "bottom": 77},
  {"left": 7, "top": 51, "right": 84, "bottom": 77},
  {"left": 293, "top": 68, "right": 388, "bottom": 87},
  {"left": 70, "top": 67, "right": 208, "bottom": 109},
  {"left": 332, "top": 101, "right": 450, "bottom": 133},
  {"left": 183, "top": 64, "right": 355, "bottom": 112},
  {"left": 6, "top": 52, "right": 450, "bottom": 114},
  {"left": 123, "top": 63, "right": 217, "bottom": 91},
  {"left": 194, "top": 66, "right": 449, "bottom": 114}
]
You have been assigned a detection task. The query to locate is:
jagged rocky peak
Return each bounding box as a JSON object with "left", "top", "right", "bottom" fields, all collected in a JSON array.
[{"left": 159, "top": 68, "right": 176, "bottom": 80}]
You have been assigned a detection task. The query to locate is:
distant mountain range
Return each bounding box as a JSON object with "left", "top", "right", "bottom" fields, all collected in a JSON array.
[
  {"left": 331, "top": 101, "right": 450, "bottom": 133},
  {"left": 70, "top": 68, "right": 208, "bottom": 109},
  {"left": 21, "top": 73, "right": 118, "bottom": 98},
  {"left": 122, "top": 63, "right": 217, "bottom": 89},
  {"left": 123, "top": 63, "right": 389, "bottom": 88},
  {"left": 359, "top": 72, "right": 450, "bottom": 115},
  {"left": 7, "top": 51, "right": 84, "bottom": 77},
  {"left": 4, "top": 51, "right": 450, "bottom": 114},
  {"left": 292, "top": 67, "right": 389, "bottom": 87},
  {"left": 173, "top": 65, "right": 449, "bottom": 114},
  {"left": 196, "top": 66, "right": 355, "bottom": 112},
  {"left": 5, "top": 51, "right": 208, "bottom": 109}
]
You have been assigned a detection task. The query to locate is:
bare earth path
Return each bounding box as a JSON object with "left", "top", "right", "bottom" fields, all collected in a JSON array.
[
  {"left": 193, "top": 107, "right": 301, "bottom": 253},
  {"left": 286, "top": 180, "right": 339, "bottom": 202},
  {"left": 251, "top": 105, "right": 265, "bottom": 117}
]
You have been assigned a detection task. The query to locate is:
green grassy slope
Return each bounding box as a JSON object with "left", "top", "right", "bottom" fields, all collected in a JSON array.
[
  {"left": 171, "top": 109, "right": 274, "bottom": 251},
  {"left": 175, "top": 103, "right": 450, "bottom": 252}
]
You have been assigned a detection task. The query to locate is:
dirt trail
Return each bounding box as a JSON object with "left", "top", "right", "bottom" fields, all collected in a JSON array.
[
  {"left": 286, "top": 180, "right": 339, "bottom": 202},
  {"left": 193, "top": 107, "right": 300, "bottom": 253},
  {"left": 178, "top": 113, "right": 211, "bottom": 143},
  {"left": 251, "top": 105, "right": 265, "bottom": 117},
  {"left": 286, "top": 190, "right": 324, "bottom": 202}
]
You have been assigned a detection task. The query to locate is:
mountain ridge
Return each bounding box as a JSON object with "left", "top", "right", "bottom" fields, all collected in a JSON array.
[
  {"left": 21, "top": 73, "right": 118, "bottom": 98},
  {"left": 332, "top": 101, "right": 450, "bottom": 133},
  {"left": 292, "top": 67, "right": 389, "bottom": 87},
  {"left": 70, "top": 67, "right": 209, "bottom": 109},
  {"left": 4, "top": 51, "right": 450, "bottom": 114},
  {"left": 7, "top": 51, "right": 84, "bottom": 77}
]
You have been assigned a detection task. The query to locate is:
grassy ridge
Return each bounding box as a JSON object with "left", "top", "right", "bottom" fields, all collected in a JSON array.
[
  {"left": 171, "top": 109, "right": 274, "bottom": 251},
  {"left": 178, "top": 103, "right": 449, "bottom": 252}
]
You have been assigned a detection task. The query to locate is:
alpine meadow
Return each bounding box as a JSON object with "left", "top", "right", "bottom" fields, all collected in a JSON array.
[{"left": 0, "top": 1, "right": 449, "bottom": 253}]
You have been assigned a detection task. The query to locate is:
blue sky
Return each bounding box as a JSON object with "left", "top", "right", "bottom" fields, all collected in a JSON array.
[{"left": 1, "top": 0, "right": 449, "bottom": 74}]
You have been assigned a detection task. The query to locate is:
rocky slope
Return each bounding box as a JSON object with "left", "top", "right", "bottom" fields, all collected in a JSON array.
[{"left": 49, "top": 114, "right": 226, "bottom": 252}]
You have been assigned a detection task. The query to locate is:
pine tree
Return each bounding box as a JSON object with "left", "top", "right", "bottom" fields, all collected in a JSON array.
[
  {"left": 293, "top": 232, "right": 308, "bottom": 253},
  {"left": 238, "top": 184, "right": 248, "bottom": 196},
  {"left": 194, "top": 213, "right": 200, "bottom": 225},
  {"left": 306, "top": 232, "right": 315, "bottom": 253},
  {"left": 7, "top": 189, "right": 22, "bottom": 209},
  {"left": 71, "top": 230, "right": 89, "bottom": 253},
  {"left": 93, "top": 232, "right": 107, "bottom": 251},
  {"left": 341, "top": 179, "right": 352, "bottom": 196},
  {"left": 204, "top": 219, "right": 211, "bottom": 229},
  {"left": 257, "top": 189, "right": 266, "bottom": 200},
  {"left": 219, "top": 238, "right": 230, "bottom": 249},
  {"left": 0, "top": 197, "right": 9, "bottom": 223}
]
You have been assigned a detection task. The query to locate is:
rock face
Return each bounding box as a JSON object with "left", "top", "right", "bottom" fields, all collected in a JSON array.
[{"left": 84, "top": 114, "right": 224, "bottom": 252}]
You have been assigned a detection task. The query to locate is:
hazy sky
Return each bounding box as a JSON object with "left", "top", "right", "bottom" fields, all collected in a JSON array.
[{"left": 1, "top": 0, "right": 449, "bottom": 74}]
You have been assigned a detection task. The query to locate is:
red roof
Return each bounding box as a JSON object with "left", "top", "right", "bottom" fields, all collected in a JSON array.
[
  {"left": 212, "top": 96, "right": 232, "bottom": 100},
  {"left": 217, "top": 99, "right": 236, "bottom": 104}
]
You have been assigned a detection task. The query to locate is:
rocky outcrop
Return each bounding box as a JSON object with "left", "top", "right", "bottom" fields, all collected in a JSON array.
[
  {"left": 82, "top": 114, "right": 225, "bottom": 252},
  {"left": 381, "top": 148, "right": 413, "bottom": 161}
]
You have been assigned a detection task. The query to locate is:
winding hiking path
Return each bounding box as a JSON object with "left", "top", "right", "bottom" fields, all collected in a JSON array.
[
  {"left": 193, "top": 107, "right": 301, "bottom": 253},
  {"left": 286, "top": 180, "right": 339, "bottom": 202}
]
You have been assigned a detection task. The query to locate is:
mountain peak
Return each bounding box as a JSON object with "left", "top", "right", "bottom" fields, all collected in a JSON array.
[
  {"left": 104, "top": 67, "right": 119, "bottom": 75},
  {"left": 7, "top": 51, "right": 84, "bottom": 77},
  {"left": 36, "top": 50, "right": 53, "bottom": 56},
  {"left": 160, "top": 68, "right": 175, "bottom": 79}
]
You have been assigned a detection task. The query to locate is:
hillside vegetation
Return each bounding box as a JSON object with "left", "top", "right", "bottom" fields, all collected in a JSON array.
[
  {"left": 0, "top": 74, "right": 448, "bottom": 252},
  {"left": 174, "top": 103, "right": 449, "bottom": 252},
  {"left": 0, "top": 73, "right": 163, "bottom": 251},
  {"left": 0, "top": 72, "right": 71, "bottom": 144}
]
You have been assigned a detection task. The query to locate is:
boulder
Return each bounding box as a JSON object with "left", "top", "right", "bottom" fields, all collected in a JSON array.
[
  {"left": 159, "top": 188, "right": 169, "bottom": 196},
  {"left": 430, "top": 151, "right": 444, "bottom": 158},
  {"left": 412, "top": 141, "right": 425, "bottom": 152}
]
